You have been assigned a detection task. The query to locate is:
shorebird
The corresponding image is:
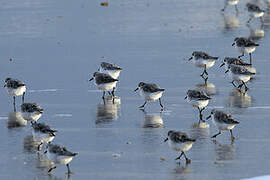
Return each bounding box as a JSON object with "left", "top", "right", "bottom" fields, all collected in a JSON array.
[
  {"left": 232, "top": 37, "right": 259, "bottom": 65},
  {"left": 246, "top": 3, "right": 265, "bottom": 24},
  {"left": 225, "top": 64, "right": 255, "bottom": 93},
  {"left": 89, "top": 72, "right": 118, "bottom": 99},
  {"left": 185, "top": 90, "right": 211, "bottom": 122},
  {"left": 21, "top": 103, "right": 43, "bottom": 121},
  {"left": 4, "top": 78, "right": 26, "bottom": 111},
  {"left": 221, "top": 0, "right": 239, "bottom": 13},
  {"left": 31, "top": 121, "right": 57, "bottom": 150},
  {"left": 207, "top": 109, "right": 239, "bottom": 141},
  {"left": 164, "top": 130, "right": 196, "bottom": 164},
  {"left": 220, "top": 57, "right": 256, "bottom": 74},
  {"left": 188, "top": 51, "right": 218, "bottom": 81},
  {"left": 45, "top": 143, "right": 78, "bottom": 174},
  {"left": 134, "top": 82, "right": 165, "bottom": 110},
  {"left": 99, "top": 62, "right": 122, "bottom": 79}
]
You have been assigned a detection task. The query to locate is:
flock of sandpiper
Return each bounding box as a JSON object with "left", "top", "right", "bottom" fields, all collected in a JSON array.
[{"left": 3, "top": 0, "right": 270, "bottom": 175}]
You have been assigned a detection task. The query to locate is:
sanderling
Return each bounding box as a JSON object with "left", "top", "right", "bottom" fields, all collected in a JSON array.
[
  {"left": 232, "top": 37, "right": 259, "bottom": 65},
  {"left": 89, "top": 72, "right": 118, "bottom": 99},
  {"left": 221, "top": 0, "right": 239, "bottom": 13},
  {"left": 246, "top": 3, "right": 265, "bottom": 24},
  {"left": 45, "top": 143, "right": 78, "bottom": 174},
  {"left": 206, "top": 109, "right": 239, "bottom": 141},
  {"left": 134, "top": 82, "right": 165, "bottom": 110},
  {"left": 188, "top": 51, "right": 218, "bottom": 80},
  {"left": 31, "top": 121, "right": 57, "bottom": 150},
  {"left": 21, "top": 103, "right": 43, "bottom": 121},
  {"left": 220, "top": 57, "right": 256, "bottom": 74},
  {"left": 225, "top": 64, "right": 255, "bottom": 93},
  {"left": 4, "top": 78, "right": 26, "bottom": 111},
  {"left": 185, "top": 90, "right": 211, "bottom": 122},
  {"left": 164, "top": 130, "right": 196, "bottom": 164},
  {"left": 99, "top": 62, "right": 122, "bottom": 79}
]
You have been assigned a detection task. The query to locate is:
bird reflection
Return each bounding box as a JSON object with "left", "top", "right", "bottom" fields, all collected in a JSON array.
[
  {"left": 263, "top": 7, "right": 270, "bottom": 25},
  {"left": 96, "top": 97, "right": 121, "bottom": 124},
  {"left": 47, "top": 174, "right": 71, "bottom": 180},
  {"left": 190, "top": 122, "right": 210, "bottom": 140},
  {"left": 7, "top": 112, "right": 27, "bottom": 128},
  {"left": 222, "top": 13, "right": 239, "bottom": 31},
  {"left": 23, "top": 135, "right": 40, "bottom": 154},
  {"left": 247, "top": 23, "right": 264, "bottom": 41},
  {"left": 141, "top": 109, "right": 163, "bottom": 128},
  {"left": 195, "top": 81, "right": 217, "bottom": 96},
  {"left": 213, "top": 140, "right": 235, "bottom": 161},
  {"left": 173, "top": 164, "right": 192, "bottom": 176},
  {"left": 226, "top": 89, "right": 252, "bottom": 108}
]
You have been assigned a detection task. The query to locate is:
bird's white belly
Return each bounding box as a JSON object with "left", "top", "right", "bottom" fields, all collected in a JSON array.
[
  {"left": 6, "top": 86, "right": 26, "bottom": 97},
  {"left": 188, "top": 99, "right": 209, "bottom": 109},
  {"left": 21, "top": 112, "right": 42, "bottom": 121},
  {"left": 227, "top": 0, "right": 238, "bottom": 5},
  {"left": 237, "top": 46, "right": 256, "bottom": 54},
  {"left": 99, "top": 69, "right": 121, "bottom": 79},
  {"left": 232, "top": 73, "right": 251, "bottom": 83},
  {"left": 213, "top": 119, "right": 236, "bottom": 131},
  {"left": 32, "top": 131, "right": 54, "bottom": 143},
  {"left": 97, "top": 81, "right": 117, "bottom": 91},
  {"left": 194, "top": 59, "right": 215, "bottom": 68},
  {"left": 140, "top": 90, "right": 163, "bottom": 101},
  {"left": 169, "top": 140, "right": 194, "bottom": 152},
  {"left": 250, "top": 12, "right": 264, "bottom": 18},
  {"left": 47, "top": 152, "right": 73, "bottom": 165}
]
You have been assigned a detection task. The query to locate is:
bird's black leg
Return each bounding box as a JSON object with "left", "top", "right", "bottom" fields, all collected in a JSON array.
[
  {"left": 235, "top": 5, "right": 239, "bottom": 14},
  {"left": 249, "top": 53, "right": 252, "bottom": 65},
  {"left": 175, "top": 152, "right": 184, "bottom": 160},
  {"left": 183, "top": 152, "right": 191, "bottom": 164},
  {"left": 111, "top": 87, "right": 115, "bottom": 97},
  {"left": 238, "top": 53, "right": 244, "bottom": 58},
  {"left": 242, "top": 81, "right": 249, "bottom": 92},
  {"left": 221, "top": 3, "right": 227, "bottom": 12},
  {"left": 67, "top": 164, "right": 71, "bottom": 174},
  {"left": 230, "top": 129, "right": 235, "bottom": 141},
  {"left": 48, "top": 166, "right": 57, "bottom": 173},
  {"left": 231, "top": 80, "right": 237, "bottom": 88},
  {"left": 13, "top": 96, "right": 16, "bottom": 112},
  {"left": 139, "top": 101, "right": 147, "bottom": 109},
  {"left": 212, "top": 131, "right": 221, "bottom": 138},
  {"left": 22, "top": 92, "right": 25, "bottom": 103},
  {"left": 107, "top": 91, "right": 112, "bottom": 96},
  {"left": 102, "top": 91, "right": 105, "bottom": 99},
  {"left": 37, "top": 142, "right": 43, "bottom": 151},
  {"left": 159, "top": 98, "right": 164, "bottom": 110},
  {"left": 204, "top": 65, "right": 208, "bottom": 76},
  {"left": 247, "top": 17, "right": 252, "bottom": 24}
]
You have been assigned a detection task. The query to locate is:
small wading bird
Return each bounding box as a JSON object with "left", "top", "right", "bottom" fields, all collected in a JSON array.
[
  {"left": 221, "top": 0, "right": 240, "bottom": 13},
  {"left": 4, "top": 78, "right": 26, "bottom": 112},
  {"left": 206, "top": 109, "right": 239, "bottom": 141},
  {"left": 31, "top": 121, "right": 57, "bottom": 150},
  {"left": 246, "top": 3, "right": 265, "bottom": 24},
  {"left": 185, "top": 90, "right": 211, "bottom": 123},
  {"left": 225, "top": 64, "right": 255, "bottom": 93},
  {"left": 134, "top": 82, "right": 165, "bottom": 110},
  {"left": 232, "top": 37, "right": 259, "bottom": 65},
  {"left": 99, "top": 62, "right": 122, "bottom": 96},
  {"left": 99, "top": 62, "right": 122, "bottom": 79},
  {"left": 89, "top": 72, "right": 118, "bottom": 99},
  {"left": 164, "top": 130, "right": 196, "bottom": 164},
  {"left": 45, "top": 143, "right": 78, "bottom": 174},
  {"left": 21, "top": 103, "right": 43, "bottom": 122},
  {"left": 188, "top": 51, "right": 218, "bottom": 82}
]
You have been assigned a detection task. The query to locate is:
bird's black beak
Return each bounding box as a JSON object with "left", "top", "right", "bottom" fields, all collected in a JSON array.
[
  {"left": 206, "top": 115, "right": 211, "bottom": 120},
  {"left": 164, "top": 138, "right": 168, "bottom": 142},
  {"left": 225, "top": 69, "right": 229, "bottom": 73},
  {"left": 184, "top": 96, "right": 187, "bottom": 99},
  {"left": 220, "top": 62, "right": 225, "bottom": 68},
  {"left": 44, "top": 150, "right": 47, "bottom": 154},
  {"left": 134, "top": 87, "right": 139, "bottom": 92},
  {"left": 232, "top": 42, "right": 235, "bottom": 46},
  {"left": 4, "top": 84, "right": 6, "bottom": 87},
  {"left": 89, "top": 77, "right": 94, "bottom": 81},
  {"left": 188, "top": 57, "right": 193, "bottom": 61}
]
